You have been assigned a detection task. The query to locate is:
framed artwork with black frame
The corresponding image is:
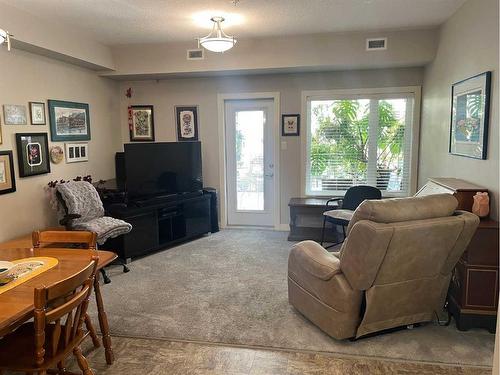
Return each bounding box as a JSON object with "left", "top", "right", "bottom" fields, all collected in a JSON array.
[
  {"left": 48, "top": 99, "right": 91, "bottom": 142},
  {"left": 15, "top": 132, "right": 51, "bottom": 177},
  {"left": 282, "top": 114, "right": 300, "bottom": 136},
  {"left": 175, "top": 105, "right": 199, "bottom": 141},
  {"left": 0, "top": 150, "right": 16, "bottom": 195},
  {"left": 449, "top": 71, "right": 491, "bottom": 160},
  {"left": 129, "top": 105, "right": 155, "bottom": 142}
]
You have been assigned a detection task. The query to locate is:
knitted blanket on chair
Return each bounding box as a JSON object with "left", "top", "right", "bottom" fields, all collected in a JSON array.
[{"left": 56, "top": 181, "right": 132, "bottom": 245}]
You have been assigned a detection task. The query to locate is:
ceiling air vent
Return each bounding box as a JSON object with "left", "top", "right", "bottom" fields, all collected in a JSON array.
[
  {"left": 366, "top": 38, "right": 387, "bottom": 51},
  {"left": 187, "top": 49, "right": 204, "bottom": 60}
]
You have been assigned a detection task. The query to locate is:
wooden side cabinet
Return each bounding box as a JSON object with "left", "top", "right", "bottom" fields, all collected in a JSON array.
[{"left": 448, "top": 219, "right": 499, "bottom": 333}]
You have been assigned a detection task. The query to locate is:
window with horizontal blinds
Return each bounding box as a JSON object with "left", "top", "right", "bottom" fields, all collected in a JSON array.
[{"left": 305, "top": 90, "right": 416, "bottom": 197}]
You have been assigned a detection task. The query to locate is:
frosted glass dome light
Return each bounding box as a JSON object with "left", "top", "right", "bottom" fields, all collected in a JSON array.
[{"left": 198, "top": 17, "right": 236, "bottom": 53}]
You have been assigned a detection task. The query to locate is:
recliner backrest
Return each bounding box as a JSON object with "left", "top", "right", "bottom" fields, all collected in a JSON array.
[
  {"left": 346, "top": 193, "right": 458, "bottom": 235},
  {"left": 339, "top": 194, "right": 478, "bottom": 291}
]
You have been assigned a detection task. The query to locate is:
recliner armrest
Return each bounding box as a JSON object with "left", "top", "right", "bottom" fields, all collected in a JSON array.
[{"left": 290, "top": 240, "right": 342, "bottom": 281}]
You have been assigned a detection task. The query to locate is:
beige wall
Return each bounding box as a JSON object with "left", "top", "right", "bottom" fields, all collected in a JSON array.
[
  {"left": 0, "top": 48, "right": 121, "bottom": 242},
  {"left": 119, "top": 68, "right": 424, "bottom": 225},
  {"left": 0, "top": 2, "right": 114, "bottom": 70},
  {"left": 419, "top": 0, "right": 499, "bottom": 219},
  {"left": 107, "top": 29, "right": 437, "bottom": 79}
]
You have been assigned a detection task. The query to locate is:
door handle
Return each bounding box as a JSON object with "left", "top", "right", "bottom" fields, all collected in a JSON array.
[{"left": 264, "top": 173, "right": 274, "bottom": 178}]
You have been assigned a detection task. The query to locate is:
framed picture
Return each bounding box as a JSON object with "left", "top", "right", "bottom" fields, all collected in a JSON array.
[
  {"left": 282, "top": 114, "right": 300, "bottom": 136},
  {"left": 15, "top": 133, "right": 51, "bottom": 177},
  {"left": 3, "top": 104, "right": 27, "bottom": 125},
  {"left": 129, "top": 105, "right": 155, "bottom": 142},
  {"left": 65, "top": 142, "right": 88, "bottom": 163},
  {"left": 48, "top": 100, "right": 91, "bottom": 142},
  {"left": 449, "top": 71, "right": 491, "bottom": 160},
  {"left": 29, "top": 102, "right": 46, "bottom": 125},
  {"left": 0, "top": 150, "right": 16, "bottom": 195},
  {"left": 175, "top": 106, "right": 199, "bottom": 141}
]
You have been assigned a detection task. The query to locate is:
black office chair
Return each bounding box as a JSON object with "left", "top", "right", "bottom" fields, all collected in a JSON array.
[{"left": 320, "top": 185, "right": 382, "bottom": 248}]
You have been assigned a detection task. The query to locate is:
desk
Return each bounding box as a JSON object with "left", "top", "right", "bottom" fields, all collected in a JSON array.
[
  {"left": 0, "top": 243, "right": 117, "bottom": 365},
  {"left": 288, "top": 198, "right": 339, "bottom": 242}
]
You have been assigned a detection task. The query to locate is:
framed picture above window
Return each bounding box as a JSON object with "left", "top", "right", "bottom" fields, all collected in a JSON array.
[
  {"left": 48, "top": 100, "right": 90, "bottom": 142},
  {"left": 175, "top": 106, "right": 199, "bottom": 141},
  {"left": 129, "top": 105, "right": 155, "bottom": 142},
  {"left": 29, "top": 102, "right": 46, "bottom": 125},
  {"left": 282, "top": 114, "right": 300, "bottom": 136},
  {"left": 3, "top": 104, "right": 27, "bottom": 125},
  {"left": 0, "top": 150, "right": 16, "bottom": 195},
  {"left": 15, "top": 132, "right": 51, "bottom": 177},
  {"left": 449, "top": 71, "right": 491, "bottom": 160},
  {"left": 65, "top": 142, "right": 88, "bottom": 163},
  {"left": 303, "top": 87, "right": 420, "bottom": 197}
]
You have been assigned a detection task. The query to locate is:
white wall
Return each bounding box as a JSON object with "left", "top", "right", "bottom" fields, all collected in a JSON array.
[
  {"left": 119, "top": 68, "right": 424, "bottom": 225},
  {"left": 0, "top": 48, "right": 121, "bottom": 242},
  {"left": 419, "top": 0, "right": 499, "bottom": 219}
]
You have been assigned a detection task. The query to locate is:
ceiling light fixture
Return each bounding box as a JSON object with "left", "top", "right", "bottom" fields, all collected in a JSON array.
[
  {"left": 198, "top": 17, "right": 236, "bottom": 53},
  {"left": 0, "top": 28, "right": 12, "bottom": 51}
]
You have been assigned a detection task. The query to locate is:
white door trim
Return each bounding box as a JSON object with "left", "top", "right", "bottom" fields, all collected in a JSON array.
[{"left": 217, "top": 92, "right": 281, "bottom": 230}]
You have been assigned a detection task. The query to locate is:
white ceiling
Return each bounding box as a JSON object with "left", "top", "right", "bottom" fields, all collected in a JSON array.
[{"left": 1, "top": 0, "right": 467, "bottom": 45}]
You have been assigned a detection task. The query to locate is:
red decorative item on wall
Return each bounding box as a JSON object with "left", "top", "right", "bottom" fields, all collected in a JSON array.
[{"left": 125, "top": 87, "right": 133, "bottom": 98}]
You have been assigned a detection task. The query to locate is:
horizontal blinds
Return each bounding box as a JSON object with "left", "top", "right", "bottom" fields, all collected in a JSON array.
[{"left": 306, "top": 95, "right": 413, "bottom": 196}]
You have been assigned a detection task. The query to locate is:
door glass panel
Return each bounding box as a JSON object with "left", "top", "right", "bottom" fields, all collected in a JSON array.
[{"left": 235, "top": 110, "right": 264, "bottom": 211}]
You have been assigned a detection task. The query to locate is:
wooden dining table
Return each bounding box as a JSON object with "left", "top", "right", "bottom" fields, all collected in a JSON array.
[{"left": 0, "top": 237, "right": 117, "bottom": 365}]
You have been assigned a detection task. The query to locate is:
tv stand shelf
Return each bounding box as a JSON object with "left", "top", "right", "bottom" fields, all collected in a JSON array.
[{"left": 102, "top": 193, "right": 211, "bottom": 262}]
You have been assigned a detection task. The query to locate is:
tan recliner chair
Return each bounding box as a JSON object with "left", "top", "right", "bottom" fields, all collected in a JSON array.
[{"left": 288, "top": 194, "right": 479, "bottom": 339}]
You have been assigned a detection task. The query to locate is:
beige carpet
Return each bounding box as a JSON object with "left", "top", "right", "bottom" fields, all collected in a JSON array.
[{"left": 89, "top": 229, "right": 495, "bottom": 367}]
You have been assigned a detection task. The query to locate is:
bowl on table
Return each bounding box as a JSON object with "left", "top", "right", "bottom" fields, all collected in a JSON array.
[{"left": 0, "top": 261, "right": 15, "bottom": 279}]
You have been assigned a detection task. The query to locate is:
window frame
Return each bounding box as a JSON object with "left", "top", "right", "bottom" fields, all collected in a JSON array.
[{"left": 300, "top": 86, "right": 421, "bottom": 198}]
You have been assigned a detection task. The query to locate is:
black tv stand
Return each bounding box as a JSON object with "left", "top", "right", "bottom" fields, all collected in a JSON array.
[
  {"left": 102, "top": 191, "right": 212, "bottom": 262},
  {"left": 131, "top": 191, "right": 203, "bottom": 207}
]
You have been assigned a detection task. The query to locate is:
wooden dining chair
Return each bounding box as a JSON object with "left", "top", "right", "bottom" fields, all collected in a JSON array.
[
  {"left": 32, "top": 231, "right": 101, "bottom": 350},
  {"left": 0, "top": 253, "right": 98, "bottom": 375}
]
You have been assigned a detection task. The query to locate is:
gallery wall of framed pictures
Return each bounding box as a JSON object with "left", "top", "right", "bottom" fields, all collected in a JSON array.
[{"left": 0, "top": 98, "right": 92, "bottom": 194}]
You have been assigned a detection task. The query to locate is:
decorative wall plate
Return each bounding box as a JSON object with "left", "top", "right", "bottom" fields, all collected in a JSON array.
[{"left": 50, "top": 145, "right": 64, "bottom": 164}]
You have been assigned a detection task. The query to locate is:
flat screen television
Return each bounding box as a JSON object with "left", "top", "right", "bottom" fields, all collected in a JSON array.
[{"left": 124, "top": 142, "right": 202, "bottom": 200}]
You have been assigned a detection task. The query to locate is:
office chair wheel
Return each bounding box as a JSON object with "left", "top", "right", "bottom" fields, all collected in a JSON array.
[{"left": 123, "top": 264, "right": 130, "bottom": 273}]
